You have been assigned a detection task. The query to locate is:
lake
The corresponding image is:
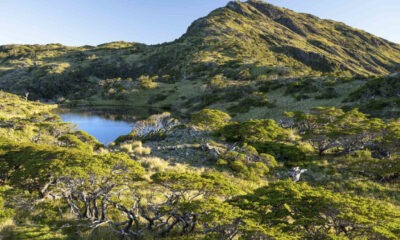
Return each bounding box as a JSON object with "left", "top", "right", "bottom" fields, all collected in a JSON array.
[{"left": 57, "top": 107, "right": 159, "bottom": 145}]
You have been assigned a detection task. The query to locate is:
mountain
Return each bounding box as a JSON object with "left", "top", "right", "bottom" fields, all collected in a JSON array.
[
  {"left": 182, "top": 0, "right": 400, "bottom": 75},
  {"left": 0, "top": 0, "right": 399, "bottom": 118},
  {"left": 1, "top": 2, "right": 400, "bottom": 238}
]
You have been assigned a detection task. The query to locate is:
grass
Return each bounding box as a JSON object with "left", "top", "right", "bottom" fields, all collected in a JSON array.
[
  {"left": 1, "top": 0, "right": 399, "bottom": 104},
  {"left": 0, "top": 1, "right": 400, "bottom": 237},
  {"left": 1, "top": 224, "right": 67, "bottom": 240},
  {"left": 220, "top": 78, "right": 365, "bottom": 121}
]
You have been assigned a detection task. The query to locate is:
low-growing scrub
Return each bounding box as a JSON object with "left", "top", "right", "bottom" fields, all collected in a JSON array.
[{"left": 191, "top": 109, "right": 231, "bottom": 130}]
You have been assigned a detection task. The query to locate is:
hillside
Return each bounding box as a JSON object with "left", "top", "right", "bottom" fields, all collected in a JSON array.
[
  {"left": 2, "top": 0, "right": 400, "bottom": 239},
  {"left": 345, "top": 73, "right": 400, "bottom": 118},
  {"left": 181, "top": 0, "right": 400, "bottom": 76},
  {"left": 1, "top": 92, "right": 400, "bottom": 239},
  {"left": 0, "top": 0, "right": 399, "bottom": 117}
]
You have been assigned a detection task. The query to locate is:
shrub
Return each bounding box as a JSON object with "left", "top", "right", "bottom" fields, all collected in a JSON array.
[
  {"left": 254, "top": 142, "right": 307, "bottom": 164},
  {"left": 315, "top": 87, "right": 339, "bottom": 99},
  {"left": 215, "top": 148, "right": 271, "bottom": 179},
  {"left": 147, "top": 93, "right": 168, "bottom": 104},
  {"left": 58, "top": 134, "right": 89, "bottom": 150},
  {"left": 113, "top": 131, "right": 137, "bottom": 145},
  {"left": 191, "top": 109, "right": 231, "bottom": 130},
  {"left": 138, "top": 75, "right": 158, "bottom": 89},
  {"left": 219, "top": 119, "right": 289, "bottom": 143},
  {"left": 285, "top": 78, "right": 318, "bottom": 96},
  {"left": 230, "top": 160, "right": 249, "bottom": 175},
  {"left": 248, "top": 162, "right": 270, "bottom": 176},
  {"left": 209, "top": 74, "right": 227, "bottom": 90},
  {"left": 259, "top": 153, "right": 278, "bottom": 167}
]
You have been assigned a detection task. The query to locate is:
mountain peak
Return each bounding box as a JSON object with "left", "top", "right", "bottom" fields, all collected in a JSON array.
[
  {"left": 1, "top": 0, "right": 400, "bottom": 102},
  {"left": 181, "top": 0, "right": 400, "bottom": 75},
  {"left": 226, "top": 0, "right": 285, "bottom": 17}
]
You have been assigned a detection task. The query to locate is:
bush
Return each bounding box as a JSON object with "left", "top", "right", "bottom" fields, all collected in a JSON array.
[
  {"left": 259, "top": 153, "right": 278, "bottom": 168},
  {"left": 209, "top": 74, "right": 227, "bottom": 90},
  {"left": 191, "top": 109, "right": 231, "bottom": 130},
  {"left": 315, "top": 87, "right": 339, "bottom": 99},
  {"left": 219, "top": 119, "right": 289, "bottom": 143},
  {"left": 138, "top": 75, "right": 158, "bottom": 89},
  {"left": 113, "top": 131, "right": 137, "bottom": 145},
  {"left": 215, "top": 148, "right": 271, "bottom": 179},
  {"left": 248, "top": 162, "right": 270, "bottom": 176},
  {"left": 254, "top": 142, "right": 307, "bottom": 164},
  {"left": 285, "top": 78, "right": 318, "bottom": 96},
  {"left": 230, "top": 160, "right": 249, "bottom": 175},
  {"left": 58, "top": 134, "right": 89, "bottom": 150}
]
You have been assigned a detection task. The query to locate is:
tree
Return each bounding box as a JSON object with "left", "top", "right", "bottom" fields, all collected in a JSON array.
[
  {"left": 286, "top": 107, "right": 343, "bottom": 155},
  {"left": 330, "top": 109, "right": 383, "bottom": 154},
  {"left": 372, "top": 120, "right": 400, "bottom": 158},
  {"left": 24, "top": 92, "right": 29, "bottom": 101},
  {"left": 0, "top": 139, "right": 144, "bottom": 200},
  {"left": 287, "top": 108, "right": 384, "bottom": 155},
  {"left": 94, "top": 171, "right": 240, "bottom": 238},
  {"left": 231, "top": 180, "right": 400, "bottom": 239}
]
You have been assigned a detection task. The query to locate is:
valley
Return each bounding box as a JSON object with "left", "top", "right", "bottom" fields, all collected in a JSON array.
[{"left": 0, "top": 0, "right": 400, "bottom": 239}]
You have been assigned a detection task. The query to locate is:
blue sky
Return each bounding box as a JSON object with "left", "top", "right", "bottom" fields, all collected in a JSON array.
[{"left": 0, "top": 0, "right": 399, "bottom": 46}]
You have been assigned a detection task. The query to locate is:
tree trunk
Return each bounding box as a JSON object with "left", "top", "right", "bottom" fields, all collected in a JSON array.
[
  {"left": 93, "top": 198, "right": 99, "bottom": 220},
  {"left": 100, "top": 200, "right": 107, "bottom": 221}
]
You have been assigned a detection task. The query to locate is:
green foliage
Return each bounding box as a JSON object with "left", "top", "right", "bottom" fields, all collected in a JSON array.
[
  {"left": 0, "top": 186, "right": 14, "bottom": 223},
  {"left": 151, "top": 171, "right": 239, "bottom": 197},
  {"left": 58, "top": 134, "right": 91, "bottom": 151},
  {"left": 260, "top": 153, "right": 278, "bottom": 167},
  {"left": 219, "top": 119, "right": 289, "bottom": 143},
  {"left": 315, "top": 87, "right": 339, "bottom": 99},
  {"left": 286, "top": 107, "right": 387, "bottom": 156},
  {"left": 228, "top": 91, "right": 276, "bottom": 114},
  {"left": 209, "top": 74, "right": 227, "bottom": 90},
  {"left": 1, "top": 91, "right": 400, "bottom": 239},
  {"left": 231, "top": 180, "right": 400, "bottom": 239},
  {"left": 113, "top": 131, "right": 138, "bottom": 145},
  {"left": 254, "top": 141, "right": 307, "bottom": 163},
  {"left": 191, "top": 109, "right": 231, "bottom": 130},
  {"left": 215, "top": 144, "right": 274, "bottom": 180},
  {"left": 138, "top": 75, "right": 158, "bottom": 89},
  {"left": 0, "top": 138, "right": 144, "bottom": 195},
  {"left": 99, "top": 77, "right": 135, "bottom": 100},
  {"left": 1, "top": 0, "right": 399, "bottom": 104},
  {"left": 1, "top": 5, "right": 400, "bottom": 233},
  {"left": 346, "top": 74, "right": 400, "bottom": 118},
  {"left": 285, "top": 78, "right": 318, "bottom": 96}
]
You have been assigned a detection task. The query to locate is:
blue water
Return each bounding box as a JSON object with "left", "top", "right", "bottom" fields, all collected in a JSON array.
[{"left": 59, "top": 113, "right": 134, "bottom": 145}]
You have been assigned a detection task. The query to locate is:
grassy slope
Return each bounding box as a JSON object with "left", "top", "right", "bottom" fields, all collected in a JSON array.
[
  {"left": 1, "top": 1, "right": 400, "bottom": 238},
  {"left": 0, "top": 1, "right": 399, "bottom": 120}
]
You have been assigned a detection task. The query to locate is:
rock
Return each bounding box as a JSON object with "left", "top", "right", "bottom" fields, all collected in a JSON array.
[{"left": 289, "top": 167, "right": 307, "bottom": 182}]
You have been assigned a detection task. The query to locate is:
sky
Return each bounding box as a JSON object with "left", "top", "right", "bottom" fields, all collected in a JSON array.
[{"left": 0, "top": 0, "right": 399, "bottom": 46}]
